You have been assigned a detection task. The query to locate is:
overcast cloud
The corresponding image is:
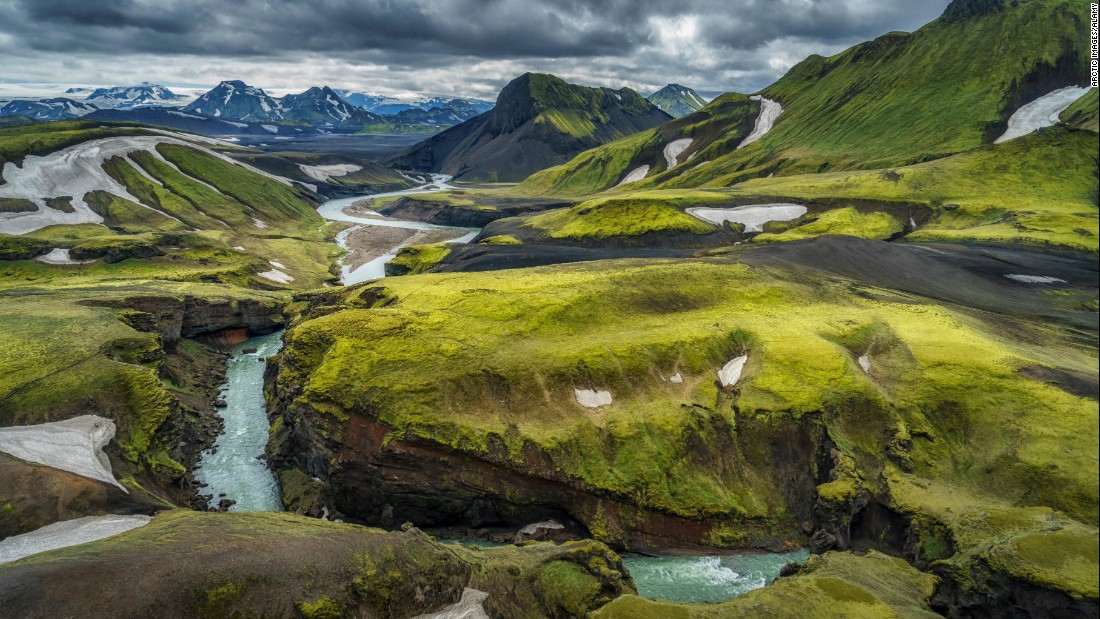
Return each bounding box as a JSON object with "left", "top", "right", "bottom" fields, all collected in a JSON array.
[{"left": 0, "top": 0, "right": 950, "bottom": 99}]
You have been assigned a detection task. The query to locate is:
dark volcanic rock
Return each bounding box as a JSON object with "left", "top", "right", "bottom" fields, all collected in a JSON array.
[{"left": 388, "top": 72, "right": 670, "bottom": 182}]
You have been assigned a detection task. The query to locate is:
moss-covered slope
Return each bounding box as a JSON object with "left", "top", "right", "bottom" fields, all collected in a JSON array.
[
  {"left": 0, "top": 122, "right": 342, "bottom": 289},
  {"left": 0, "top": 509, "right": 634, "bottom": 619},
  {"left": 518, "top": 0, "right": 1092, "bottom": 197}
]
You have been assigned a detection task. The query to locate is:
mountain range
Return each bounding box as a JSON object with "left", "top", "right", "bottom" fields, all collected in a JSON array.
[{"left": 0, "top": 81, "right": 496, "bottom": 133}]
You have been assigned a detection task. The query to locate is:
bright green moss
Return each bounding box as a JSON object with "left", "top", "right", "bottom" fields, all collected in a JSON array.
[
  {"left": 755, "top": 207, "right": 903, "bottom": 242},
  {"left": 387, "top": 243, "right": 451, "bottom": 275},
  {"left": 536, "top": 561, "right": 604, "bottom": 616},
  {"left": 732, "top": 129, "right": 1098, "bottom": 252},
  {"left": 522, "top": 192, "right": 719, "bottom": 239},
  {"left": 479, "top": 235, "right": 523, "bottom": 245},
  {"left": 1061, "top": 87, "right": 1098, "bottom": 132},
  {"left": 296, "top": 597, "right": 342, "bottom": 619}
]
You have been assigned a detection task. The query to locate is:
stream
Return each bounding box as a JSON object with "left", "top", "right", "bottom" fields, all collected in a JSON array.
[
  {"left": 317, "top": 174, "right": 479, "bottom": 284},
  {"left": 443, "top": 539, "right": 808, "bottom": 603},
  {"left": 193, "top": 331, "right": 285, "bottom": 512}
]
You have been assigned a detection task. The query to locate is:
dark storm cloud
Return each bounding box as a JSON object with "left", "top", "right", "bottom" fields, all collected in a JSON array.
[{"left": 0, "top": 0, "right": 951, "bottom": 97}]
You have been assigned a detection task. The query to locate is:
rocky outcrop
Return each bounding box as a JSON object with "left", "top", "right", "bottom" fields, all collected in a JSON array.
[
  {"left": 83, "top": 294, "right": 285, "bottom": 346},
  {"left": 0, "top": 510, "right": 633, "bottom": 619}
]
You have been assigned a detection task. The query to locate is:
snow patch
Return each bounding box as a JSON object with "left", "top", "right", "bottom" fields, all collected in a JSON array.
[
  {"left": 1004, "top": 274, "right": 1067, "bottom": 284},
  {"left": 615, "top": 165, "right": 650, "bottom": 187},
  {"left": 0, "top": 415, "right": 125, "bottom": 489},
  {"left": 687, "top": 204, "right": 807, "bottom": 233},
  {"left": 719, "top": 355, "right": 748, "bottom": 387},
  {"left": 663, "top": 138, "right": 693, "bottom": 168},
  {"left": 995, "top": 86, "right": 1091, "bottom": 143},
  {"left": 35, "top": 248, "right": 92, "bottom": 265},
  {"left": 575, "top": 389, "right": 613, "bottom": 408},
  {"left": 737, "top": 96, "right": 783, "bottom": 149},
  {"left": 258, "top": 269, "right": 293, "bottom": 284},
  {"left": 167, "top": 110, "right": 204, "bottom": 120},
  {"left": 252, "top": 218, "right": 268, "bottom": 229},
  {"left": 0, "top": 515, "right": 151, "bottom": 565},
  {"left": 669, "top": 373, "right": 684, "bottom": 384},
  {"left": 858, "top": 355, "right": 871, "bottom": 374},
  {"left": 297, "top": 163, "right": 362, "bottom": 183},
  {"left": 269, "top": 260, "right": 286, "bottom": 269},
  {"left": 411, "top": 588, "right": 490, "bottom": 619},
  {"left": 261, "top": 124, "right": 279, "bottom": 134}
]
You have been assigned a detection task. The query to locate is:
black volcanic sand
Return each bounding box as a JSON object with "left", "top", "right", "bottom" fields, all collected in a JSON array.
[
  {"left": 436, "top": 243, "right": 694, "bottom": 272},
  {"left": 436, "top": 236, "right": 1097, "bottom": 334}
]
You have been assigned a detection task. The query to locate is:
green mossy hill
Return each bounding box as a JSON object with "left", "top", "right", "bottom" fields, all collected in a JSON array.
[
  {"left": 731, "top": 127, "right": 1098, "bottom": 253},
  {"left": 275, "top": 253, "right": 1097, "bottom": 570},
  {"left": 384, "top": 243, "right": 452, "bottom": 276},
  {"left": 517, "top": 191, "right": 720, "bottom": 241},
  {"left": 889, "top": 474, "right": 1099, "bottom": 612},
  {"left": 388, "top": 72, "right": 670, "bottom": 183},
  {"left": 596, "top": 551, "right": 939, "bottom": 618},
  {"left": 516, "top": 93, "right": 758, "bottom": 196},
  {"left": 1061, "top": 87, "right": 1099, "bottom": 132},
  {"left": 754, "top": 208, "right": 903, "bottom": 243},
  {"left": 525, "top": 0, "right": 1091, "bottom": 195},
  {"left": 0, "top": 281, "right": 285, "bottom": 498},
  {"left": 0, "top": 510, "right": 632, "bottom": 619}
]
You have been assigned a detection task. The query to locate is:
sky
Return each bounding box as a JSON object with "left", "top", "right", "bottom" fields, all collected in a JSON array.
[{"left": 0, "top": 0, "right": 951, "bottom": 100}]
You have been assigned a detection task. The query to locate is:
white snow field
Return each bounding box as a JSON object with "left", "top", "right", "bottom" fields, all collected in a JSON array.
[
  {"left": 719, "top": 356, "right": 748, "bottom": 387},
  {"left": 663, "top": 138, "right": 693, "bottom": 168},
  {"left": 298, "top": 163, "right": 362, "bottom": 182},
  {"left": 737, "top": 96, "right": 783, "bottom": 149},
  {"left": 0, "top": 415, "right": 125, "bottom": 489},
  {"left": 686, "top": 204, "right": 807, "bottom": 233},
  {"left": 615, "top": 165, "right": 650, "bottom": 187},
  {"left": 575, "top": 389, "right": 613, "bottom": 408},
  {"left": 0, "top": 515, "right": 151, "bottom": 565},
  {"left": 994, "top": 86, "right": 1091, "bottom": 143},
  {"left": 0, "top": 130, "right": 293, "bottom": 235}
]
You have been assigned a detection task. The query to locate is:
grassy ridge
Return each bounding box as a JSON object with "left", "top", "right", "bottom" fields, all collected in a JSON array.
[
  {"left": 734, "top": 127, "right": 1098, "bottom": 252},
  {"left": 1061, "top": 86, "right": 1099, "bottom": 131},
  {"left": 517, "top": 93, "right": 758, "bottom": 196}
]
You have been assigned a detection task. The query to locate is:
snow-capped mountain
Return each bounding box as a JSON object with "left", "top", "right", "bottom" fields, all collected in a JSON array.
[
  {"left": 280, "top": 86, "right": 380, "bottom": 127},
  {"left": 0, "top": 97, "right": 98, "bottom": 121},
  {"left": 336, "top": 90, "right": 494, "bottom": 115},
  {"left": 183, "top": 80, "right": 284, "bottom": 121},
  {"left": 86, "top": 83, "right": 185, "bottom": 109},
  {"left": 647, "top": 84, "right": 708, "bottom": 118}
]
